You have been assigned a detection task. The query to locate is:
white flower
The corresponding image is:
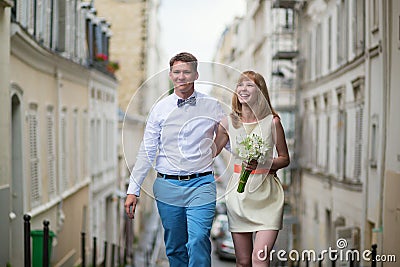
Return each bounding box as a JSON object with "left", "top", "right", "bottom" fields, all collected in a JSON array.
[{"left": 236, "top": 133, "right": 269, "bottom": 163}]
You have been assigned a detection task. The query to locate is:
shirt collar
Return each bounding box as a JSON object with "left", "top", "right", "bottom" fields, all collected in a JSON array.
[{"left": 173, "top": 90, "right": 197, "bottom": 100}]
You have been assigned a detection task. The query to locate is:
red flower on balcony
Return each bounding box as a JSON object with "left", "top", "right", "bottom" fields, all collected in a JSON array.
[{"left": 95, "top": 53, "right": 108, "bottom": 61}]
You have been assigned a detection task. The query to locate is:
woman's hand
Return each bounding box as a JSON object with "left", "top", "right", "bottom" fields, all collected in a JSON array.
[{"left": 244, "top": 159, "right": 258, "bottom": 171}]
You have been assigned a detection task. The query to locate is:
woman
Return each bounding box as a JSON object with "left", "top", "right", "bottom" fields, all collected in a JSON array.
[{"left": 214, "top": 70, "right": 290, "bottom": 266}]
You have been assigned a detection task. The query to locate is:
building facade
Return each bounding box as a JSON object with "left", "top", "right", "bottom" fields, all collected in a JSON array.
[
  {"left": 0, "top": 0, "right": 13, "bottom": 265},
  {"left": 94, "top": 0, "right": 167, "bottom": 263},
  {"left": 297, "top": 0, "right": 399, "bottom": 265},
  {"left": 214, "top": 0, "right": 399, "bottom": 265},
  {"left": 1, "top": 1, "right": 118, "bottom": 266}
]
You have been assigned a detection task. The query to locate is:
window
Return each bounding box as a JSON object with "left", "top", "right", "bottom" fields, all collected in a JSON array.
[
  {"left": 326, "top": 116, "right": 330, "bottom": 172},
  {"left": 69, "top": 0, "right": 77, "bottom": 57},
  {"left": 336, "top": 88, "right": 347, "bottom": 180},
  {"left": 94, "top": 23, "right": 100, "bottom": 57},
  {"left": 280, "top": 112, "right": 295, "bottom": 139},
  {"left": 104, "top": 118, "right": 108, "bottom": 161},
  {"left": 324, "top": 93, "right": 331, "bottom": 172},
  {"left": 371, "top": 0, "right": 379, "bottom": 31},
  {"left": 285, "top": 9, "right": 294, "bottom": 30},
  {"left": 60, "top": 108, "right": 68, "bottom": 191},
  {"left": 11, "top": 0, "right": 17, "bottom": 20},
  {"left": 47, "top": 106, "right": 57, "bottom": 198},
  {"left": 352, "top": 77, "right": 364, "bottom": 180},
  {"left": 27, "top": 0, "right": 35, "bottom": 35},
  {"left": 35, "top": 0, "right": 51, "bottom": 46},
  {"left": 97, "top": 119, "right": 101, "bottom": 166},
  {"left": 315, "top": 23, "right": 322, "bottom": 78},
  {"left": 28, "top": 104, "right": 42, "bottom": 207},
  {"left": 328, "top": 16, "right": 332, "bottom": 70},
  {"left": 56, "top": 0, "right": 66, "bottom": 52},
  {"left": 308, "top": 32, "right": 313, "bottom": 80},
  {"left": 86, "top": 18, "right": 94, "bottom": 62},
  {"left": 302, "top": 100, "right": 313, "bottom": 166},
  {"left": 336, "top": 0, "right": 349, "bottom": 65},
  {"left": 352, "top": 0, "right": 365, "bottom": 56},
  {"left": 370, "top": 115, "right": 378, "bottom": 168},
  {"left": 313, "top": 97, "right": 319, "bottom": 167},
  {"left": 354, "top": 107, "right": 363, "bottom": 179},
  {"left": 16, "top": 0, "right": 30, "bottom": 28}
]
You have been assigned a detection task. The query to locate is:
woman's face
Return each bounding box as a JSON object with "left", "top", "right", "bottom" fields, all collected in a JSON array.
[{"left": 236, "top": 78, "right": 258, "bottom": 106}]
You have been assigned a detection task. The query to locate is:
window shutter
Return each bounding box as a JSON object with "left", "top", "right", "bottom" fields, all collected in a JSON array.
[
  {"left": 29, "top": 110, "right": 41, "bottom": 206},
  {"left": 47, "top": 109, "right": 56, "bottom": 197},
  {"left": 354, "top": 106, "right": 363, "bottom": 180},
  {"left": 35, "top": 0, "right": 42, "bottom": 41},
  {"left": 27, "top": 0, "right": 35, "bottom": 35},
  {"left": 57, "top": 0, "right": 66, "bottom": 52},
  {"left": 43, "top": 0, "right": 52, "bottom": 46},
  {"left": 17, "top": 0, "right": 27, "bottom": 27}
]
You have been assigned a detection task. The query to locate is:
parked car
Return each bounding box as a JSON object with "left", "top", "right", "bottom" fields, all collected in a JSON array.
[
  {"left": 211, "top": 214, "right": 228, "bottom": 240},
  {"left": 214, "top": 220, "right": 236, "bottom": 260}
]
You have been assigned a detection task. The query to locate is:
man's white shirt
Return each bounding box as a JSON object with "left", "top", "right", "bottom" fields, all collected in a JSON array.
[{"left": 127, "top": 91, "right": 225, "bottom": 196}]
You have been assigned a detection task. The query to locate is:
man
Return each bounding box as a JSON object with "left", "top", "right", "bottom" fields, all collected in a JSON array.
[{"left": 124, "top": 52, "right": 225, "bottom": 267}]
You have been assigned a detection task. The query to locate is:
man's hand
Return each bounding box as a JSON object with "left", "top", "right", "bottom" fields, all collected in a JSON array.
[{"left": 125, "top": 194, "right": 138, "bottom": 219}]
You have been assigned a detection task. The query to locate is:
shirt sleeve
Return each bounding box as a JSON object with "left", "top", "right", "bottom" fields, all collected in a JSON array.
[{"left": 126, "top": 108, "right": 161, "bottom": 196}]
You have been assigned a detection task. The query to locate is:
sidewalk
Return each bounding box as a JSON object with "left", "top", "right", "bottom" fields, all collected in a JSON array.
[{"left": 132, "top": 201, "right": 168, "bottom": 267}]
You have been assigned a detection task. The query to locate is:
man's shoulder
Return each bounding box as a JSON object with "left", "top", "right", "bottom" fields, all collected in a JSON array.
[{"left": 151, "top": 94, "right": 175, "bottom": 110}]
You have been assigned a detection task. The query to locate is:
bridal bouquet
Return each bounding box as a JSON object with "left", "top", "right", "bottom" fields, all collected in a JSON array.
[{"left": 236, "top": 133, "right": 269, "bottom": 193}]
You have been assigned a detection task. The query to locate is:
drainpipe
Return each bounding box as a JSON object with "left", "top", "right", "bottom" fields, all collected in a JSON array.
[
  {"left": 378, "top": 0, "right": 389, "bottom": 254},
  {"left": 56, "top": 70, "right": 66, "bottom": 233}
]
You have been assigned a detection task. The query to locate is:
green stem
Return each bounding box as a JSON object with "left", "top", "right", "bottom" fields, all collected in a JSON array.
[{"left": 237, "top": 169, "right": 251, "bottom": 193}]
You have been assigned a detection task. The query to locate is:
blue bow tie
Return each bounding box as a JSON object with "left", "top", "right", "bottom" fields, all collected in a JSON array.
[{"left": 177, "top": 96, "right": 196, "bottom": 107}]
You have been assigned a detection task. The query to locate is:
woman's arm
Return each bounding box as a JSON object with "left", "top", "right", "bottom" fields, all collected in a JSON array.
[
  {"left": 271, "top": 116, "right": 290, "bottom": 171},
  {"left": 213, "top": 116, "right": 229, "bottom": 157}
]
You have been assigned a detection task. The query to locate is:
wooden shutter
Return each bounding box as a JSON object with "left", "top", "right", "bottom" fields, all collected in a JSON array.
[
  {"left": 354, "top": 106, "right": 363, "bottom": 179},
  {"left": 29, "top": 108, "right": 41, "bottom": 206},
  {"left": 47, "top": 108, "right": 56, "bottom": 197}
]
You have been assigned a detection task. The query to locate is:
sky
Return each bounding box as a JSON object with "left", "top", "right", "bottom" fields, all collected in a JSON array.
[{"left": 158, "top": 0, "right": 246, "bottom": 64}]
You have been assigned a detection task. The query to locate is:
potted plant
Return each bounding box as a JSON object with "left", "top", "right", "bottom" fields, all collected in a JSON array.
[{"left": 107, "top": 61, "right": 120, "bottom": 74}]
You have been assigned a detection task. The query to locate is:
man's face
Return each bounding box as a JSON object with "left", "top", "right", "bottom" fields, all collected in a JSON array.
[{"left": 169, "top": 61, "right": 199, "bottom": 96}]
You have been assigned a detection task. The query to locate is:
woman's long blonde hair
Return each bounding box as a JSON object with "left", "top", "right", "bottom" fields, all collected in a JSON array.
[{"left": 230, "top": 70, "right": 278, "bottom": 128}]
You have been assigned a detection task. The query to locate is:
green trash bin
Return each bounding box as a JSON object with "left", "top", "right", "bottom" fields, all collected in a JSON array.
[{"left": 31, "top": 230, "right": 56, "bottom": 267}]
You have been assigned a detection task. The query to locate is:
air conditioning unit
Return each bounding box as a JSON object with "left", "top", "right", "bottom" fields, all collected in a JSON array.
[{"left": 335, "top": 226, "right": 360, "bottom": 250}]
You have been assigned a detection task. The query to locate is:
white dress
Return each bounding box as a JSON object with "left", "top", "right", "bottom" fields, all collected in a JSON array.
[{"left": 225, "top": 114, "right": 284, "bottom": 232}]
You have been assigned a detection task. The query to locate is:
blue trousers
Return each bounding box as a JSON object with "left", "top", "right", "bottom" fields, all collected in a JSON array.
[{"left": 153, "top": 174, "right": 216, "bottom": 267}]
